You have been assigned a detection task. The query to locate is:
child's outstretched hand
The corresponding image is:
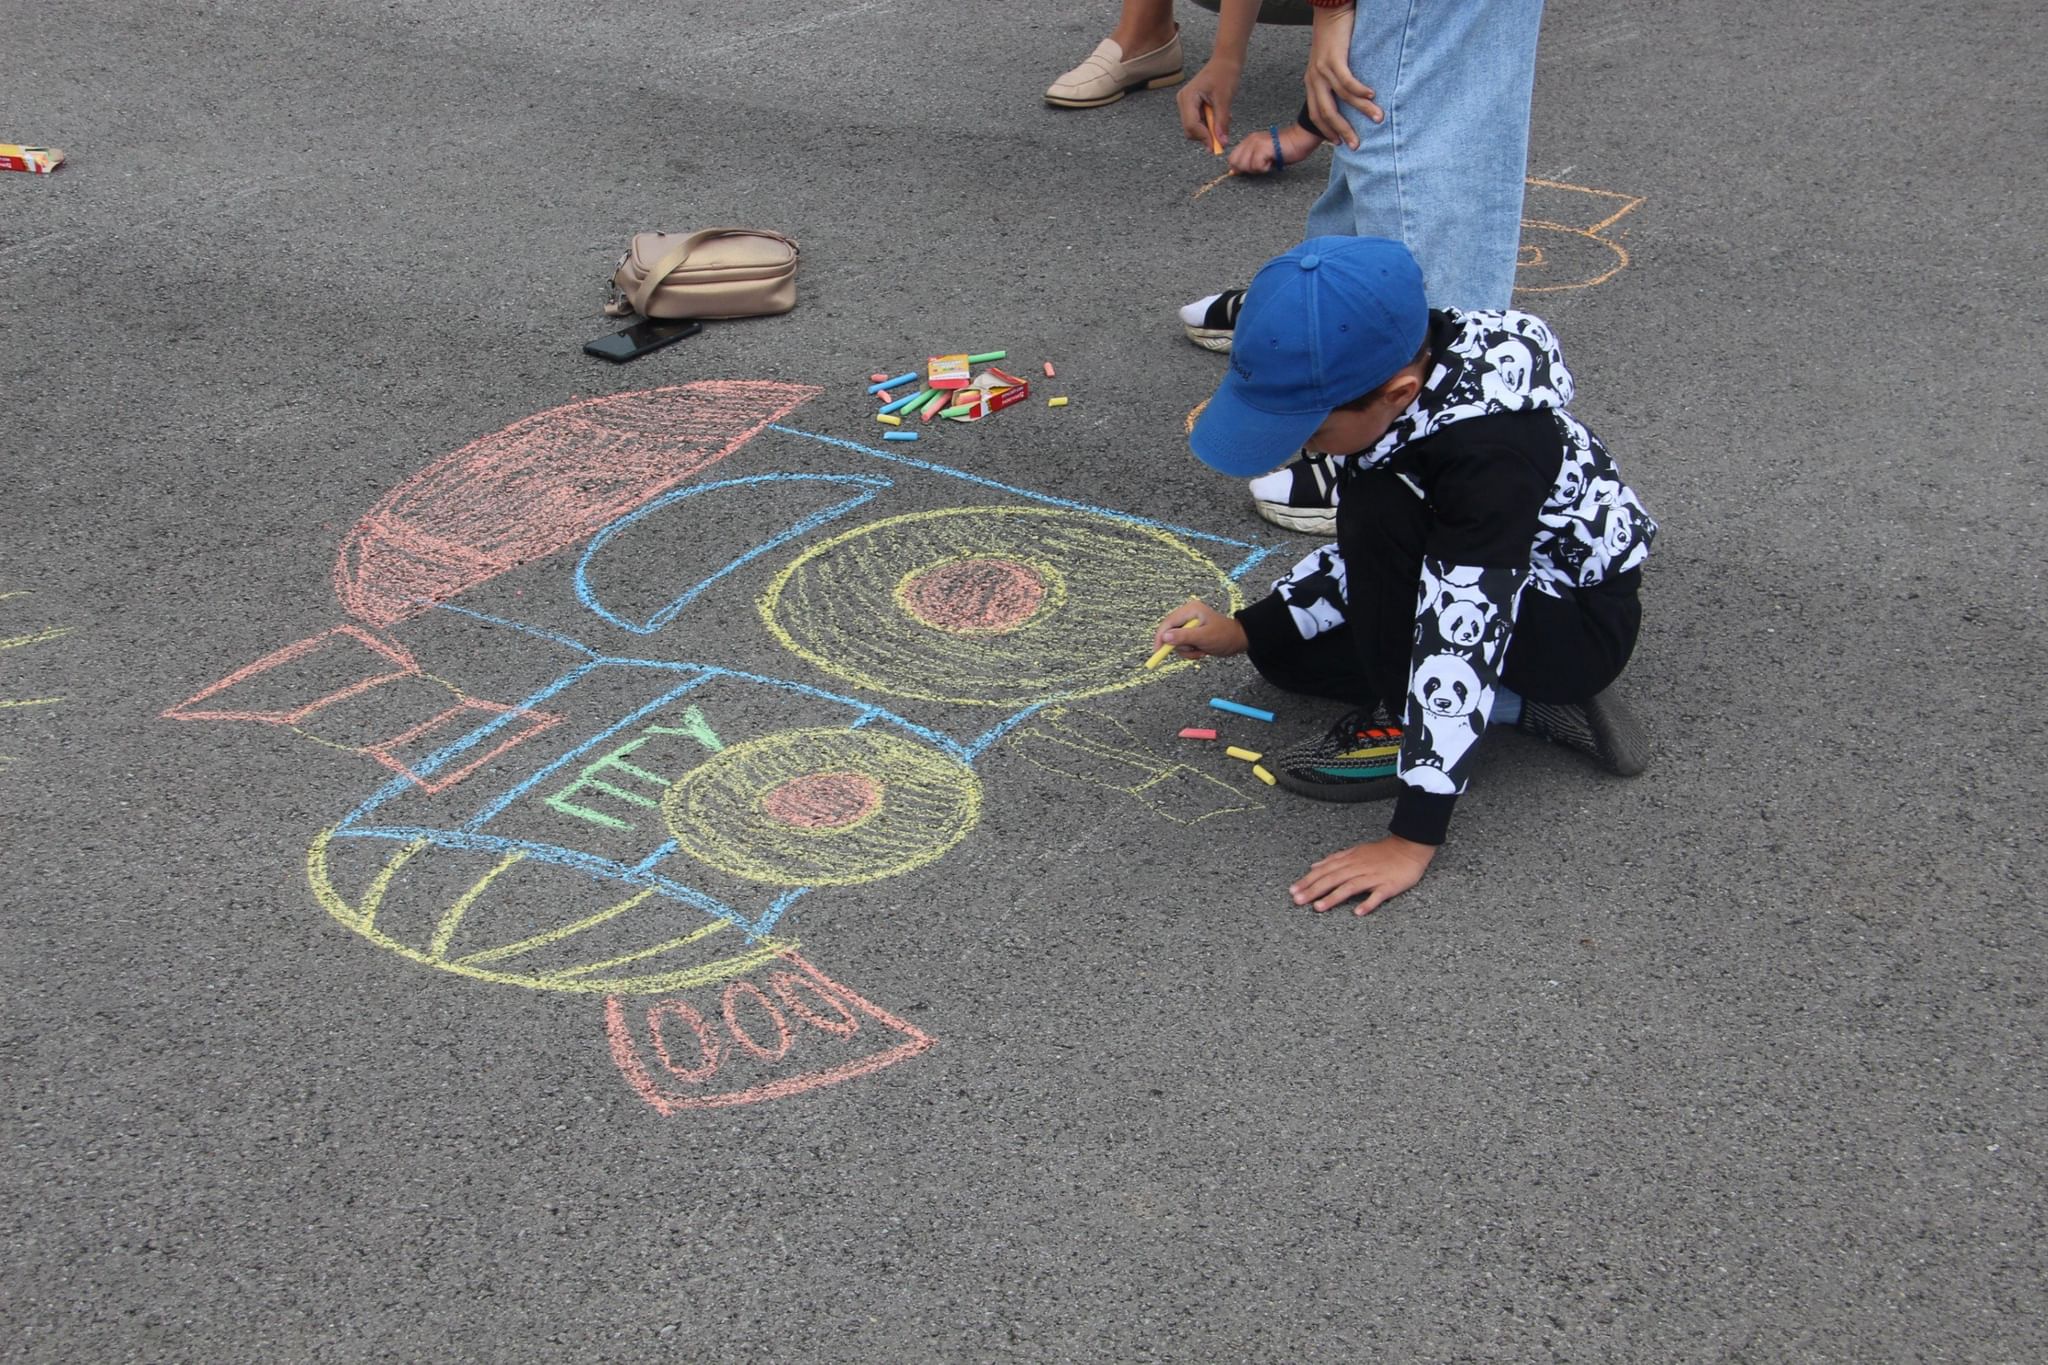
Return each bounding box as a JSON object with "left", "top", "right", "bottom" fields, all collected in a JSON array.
[
  {"left": 1153, "top": 599, "right": 1246, "bottom": 660},
  {"left": 1291, "top": 835, "right": 1436, "bottom": 915},
  {"left": 1227, "top": 122, "right": 1325, "bottom": 176}
]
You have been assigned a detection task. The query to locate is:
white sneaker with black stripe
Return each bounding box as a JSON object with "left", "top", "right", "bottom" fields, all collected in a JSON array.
[
  {"left": 1179, "top": 289, "right": 1245, "bottom": 353},
  {"left": 1248, "top": 451, "right": 1340, "bottom": 535}
]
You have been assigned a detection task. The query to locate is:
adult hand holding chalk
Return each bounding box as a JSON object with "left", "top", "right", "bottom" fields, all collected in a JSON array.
[{"left": 1148, "top": 598, "right": 1246, "bottom": 665}]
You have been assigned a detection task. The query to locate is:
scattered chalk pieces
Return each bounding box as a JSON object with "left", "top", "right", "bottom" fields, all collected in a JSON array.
[
  {"left": 1178, "top": 727, "right": 1218, "bottom": 740},
  {"left": 966, "top": 350, "right": 1007, "bottom": 364},
  {"left": 877, "top": 390, "right": 924, "bottom": 415},
  {"left": 1043, "top": 362, "right": 1057, "bottom": 378},
  {"left": 876, "top": 414, "right": 902, "bottom": 426},
  {"left": 883, "top": 430, "right": 920, "bottom": 441},
  {"left": 1047, "top": 397, "right": 1069, "bottom": 408},
  {"left": 1209, "top": 698, "right": 1275, "bottom": 722},
  {"left": 870, "top": 373, "right": 890, "bottom": 383},
  {"left": 1251, "top": 763, "right": 1276, "bottom": 786},
  {"left": 1225, "top": 746, "right": 1263, "bottom": 763},
  {"left": 877, "top": 389, "right": 894, "bottom": 403},
  {"left": 869, "top": 370, "right": 918, "bottom": 395}
]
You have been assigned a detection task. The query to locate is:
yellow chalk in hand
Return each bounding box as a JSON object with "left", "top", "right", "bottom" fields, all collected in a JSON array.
[
  {"left": 1225, "top": 746, "right": 1262, "bottom": 762},
  {"left": 1251, "top": 764, "right": 1276, "bottom": 786},
  {"left": 1143, "top": 614, "right": 1202, "bottom": 670}
]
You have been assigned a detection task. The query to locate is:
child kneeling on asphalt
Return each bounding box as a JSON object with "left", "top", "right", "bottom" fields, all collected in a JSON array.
[{"left": 1155, "top": 235, "right": 1656, "bottom": 915}]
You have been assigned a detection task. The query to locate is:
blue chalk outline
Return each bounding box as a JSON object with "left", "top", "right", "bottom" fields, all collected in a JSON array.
[
  {"left": 331, "top": 642, "right": 982, "bottom": 938},
  {"left": 327, "top": 423, "right": 1287, "bottom": 947},
  {"left": 575, "top": 473, "right": 892, "bottom": 636}
]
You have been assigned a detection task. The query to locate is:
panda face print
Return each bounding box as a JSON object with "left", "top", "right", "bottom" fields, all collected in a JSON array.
[
  {"left": 1432, "top": 582, "right": 1497, "bottom": 649},
  {"left": 1415, "top": 653, "right": 1482, "bottom": 719},
  {"left": 1602, "top": 508, "right": 1635, "bottom": 556},
  {"left": 1440, "top": 600, "right": 1490, "bottom": 647},
  {"left": 1554, "top": 459, "right": 1589, "bottom": 506},
  {"left": 1480, "top": 339, "right": 1535, "bottom": 405}
]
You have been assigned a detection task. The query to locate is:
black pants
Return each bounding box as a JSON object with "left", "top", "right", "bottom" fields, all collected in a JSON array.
[{"left": 1247, "top": 465, "right": 1642, "bottom": 711}]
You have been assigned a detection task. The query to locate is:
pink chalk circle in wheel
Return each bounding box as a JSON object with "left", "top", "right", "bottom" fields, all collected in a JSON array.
[
  {"left": 897, "top": 555, "right": 1051, "bottom": 635},
  {"left": 760, "top": 770, "right": 885, "bottom": 831}
]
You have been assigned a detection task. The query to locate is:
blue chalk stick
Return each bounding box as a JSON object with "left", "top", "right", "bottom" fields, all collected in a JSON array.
[
  {"left": 877, "top": 389, "right": 924, "bottom": 415},
  {"left": 1209, "top": 698, "right": 1275, "bottom": 722},
  {"left": 882, "top": 430, "right": 920, "bottom": 441},
  {"left": 868, "top": 370, "right": 919, "bottom": 395}
]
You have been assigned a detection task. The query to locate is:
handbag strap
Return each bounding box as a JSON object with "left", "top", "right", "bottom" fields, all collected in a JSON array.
[{"left": 629, "top": 227, "right": 799, "bottom": 316}]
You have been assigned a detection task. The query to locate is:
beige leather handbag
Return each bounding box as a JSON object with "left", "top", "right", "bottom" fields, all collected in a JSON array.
[{"left": 604, "top": 227, "right": 800, "bottom": 320}]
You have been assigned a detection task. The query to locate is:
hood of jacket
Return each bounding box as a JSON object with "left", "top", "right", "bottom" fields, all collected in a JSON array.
[{"left": 1358, "top": 308, "right": 1576, "bottom": 464}]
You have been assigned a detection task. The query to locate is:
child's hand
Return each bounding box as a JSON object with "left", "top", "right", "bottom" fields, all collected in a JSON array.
[
  {"left": 1227, "top": 123, "right": 1325, "bottom": 176},
  {"left": 1290, "top": 835, "right": 1436, "bottom": 915},
  {"left": 1153, "top": 599, "right": 1246, "bottom": 659},
  {"left": 1227, "top": 132, "right": 1278, "bottom": 176}
]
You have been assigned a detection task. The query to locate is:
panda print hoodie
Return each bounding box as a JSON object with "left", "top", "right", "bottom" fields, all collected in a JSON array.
[{"left": 1246, "top": 308, "right": 1655, "bottom": 844}]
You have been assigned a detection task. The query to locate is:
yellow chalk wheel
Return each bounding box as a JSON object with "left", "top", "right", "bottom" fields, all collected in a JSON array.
[
  {"left": 660, "top": 728, "right": 980, "bottom": 887},
  {"left": 760, "top": 507, "right": 1240, "bottom": 706}
]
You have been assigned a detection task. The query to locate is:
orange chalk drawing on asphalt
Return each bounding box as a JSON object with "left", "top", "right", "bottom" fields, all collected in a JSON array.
[
  {"left": 161, "top": 624, "right": 561, "bottom": 794},
  {"left": 1514, "top": 178, "right": 1645, "bottom": 294},
  {"left": 333, "top": 381, "right": 821, "bottom": 625},
  {"left": 604, "top": 951, "right": 935, "bottom": 1113}
]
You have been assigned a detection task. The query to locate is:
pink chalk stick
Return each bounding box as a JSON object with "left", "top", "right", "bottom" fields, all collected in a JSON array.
[{"left": 1178, "top": 727, "right": 1218, "bottom": 740}]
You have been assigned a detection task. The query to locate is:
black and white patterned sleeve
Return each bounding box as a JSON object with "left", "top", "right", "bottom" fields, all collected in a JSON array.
[
  {"left": 1397, "top": 558, "right": 1527, "bottom": 798},
  {"left": 1270, "top": 543, "right": 1350, "bottom": 640}
]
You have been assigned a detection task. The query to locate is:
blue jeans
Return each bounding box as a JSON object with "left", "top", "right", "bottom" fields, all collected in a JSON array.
[{"left": 1303, "top": 0, "right": 1543, "bottom": 311}]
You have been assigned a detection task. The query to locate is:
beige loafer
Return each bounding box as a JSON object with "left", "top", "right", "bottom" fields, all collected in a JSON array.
[{"left": 1045, "top": 31, "right": 1184, "bottom": 108}]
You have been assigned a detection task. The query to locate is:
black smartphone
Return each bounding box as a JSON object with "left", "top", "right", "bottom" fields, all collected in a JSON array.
[{"left": 583, "top": 317, "right": 704, "bottom": 362}]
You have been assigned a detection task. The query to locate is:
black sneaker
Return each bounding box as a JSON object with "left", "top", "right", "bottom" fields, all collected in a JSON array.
[
  {"left": 1267, "top": 708, "right": 1407, "bottom": 802},
  {"left": 1179, "top": 288, "right": 1245, "bottom": 353},
  {"left": 1248, "top": 451, "right": 1340, "bottom": 535},
  {"left": 1516, "top": 688, "right": 1651, "bottom": 776}
]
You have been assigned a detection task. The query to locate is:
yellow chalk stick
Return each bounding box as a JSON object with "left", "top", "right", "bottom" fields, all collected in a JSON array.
[
  {"left": 1143, "top": 613, "right": 1202, "bottom": 670},
  {"left": 1047, "top": 396, "right": 1069, "bottom": 408},
  {"left": 1225, "top": 746, "right": 1263, "bottom": 762},
  {"left": 1251, "top": 764, "right": 1276, "bottom": 786},
  {"left": 875, "top": 413, "right": 902, "bottom": 426}
]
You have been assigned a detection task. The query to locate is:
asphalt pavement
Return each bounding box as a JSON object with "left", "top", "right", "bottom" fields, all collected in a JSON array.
[{"left": 3, "top": 1, "right": 2044, "bottom": 1359}]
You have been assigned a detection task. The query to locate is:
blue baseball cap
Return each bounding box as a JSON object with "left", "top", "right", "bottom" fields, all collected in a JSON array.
[{"left": 1189, "top": 236, "right": 1428, "bottom": 477}]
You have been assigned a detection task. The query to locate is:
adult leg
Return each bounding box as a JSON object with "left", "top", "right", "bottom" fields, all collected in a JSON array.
[
  {"left": 1108, "top": 0, "right": 1177, "bottom": 58},
  {"left": 1304, "top": 0, "right": 1543, "bottom": 310}
]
